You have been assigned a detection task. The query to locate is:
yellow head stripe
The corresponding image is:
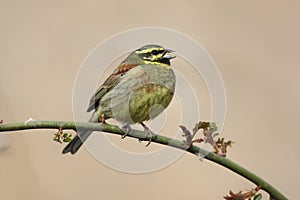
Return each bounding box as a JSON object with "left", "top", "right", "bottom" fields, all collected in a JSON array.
[
  {"left": 143, "top": 60, "right": 170, "bottom": 68},
  {"left": 135, "top": 47, "right": 164, "bottom": 54}
]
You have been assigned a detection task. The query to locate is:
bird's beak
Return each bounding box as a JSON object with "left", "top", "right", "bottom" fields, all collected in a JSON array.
[{"left": 163, "top": 49, "right": 176, "bottom": 59}]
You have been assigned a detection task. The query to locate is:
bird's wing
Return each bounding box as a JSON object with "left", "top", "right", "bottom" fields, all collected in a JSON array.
[{"left": 86, "top": 63, "right": 138, "bottom": 112}]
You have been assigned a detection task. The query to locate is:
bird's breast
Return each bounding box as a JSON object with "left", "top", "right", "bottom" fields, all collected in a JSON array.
[{"left": 100, "top": 65, "right": 176, "bottom": 124}]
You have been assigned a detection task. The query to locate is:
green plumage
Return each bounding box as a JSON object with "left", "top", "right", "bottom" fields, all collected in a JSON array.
[
  {"left": 62, "top": 45, "right": 176, "bottom": 154},
  {"left": 94, "top": 64, "right": 175, "bottom": 124}
]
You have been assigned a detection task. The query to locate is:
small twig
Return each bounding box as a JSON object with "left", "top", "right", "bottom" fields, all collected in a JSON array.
[
  {"left": 180, "top": 121, "right": 233, "bottom": 157},
  {"left": 224, "top": 186, "right": 261, "bottom": 200}
]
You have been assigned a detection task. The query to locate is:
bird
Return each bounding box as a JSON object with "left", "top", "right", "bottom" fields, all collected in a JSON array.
[{"left": 62, "top": 44, "right": 176, "bottom": 154}]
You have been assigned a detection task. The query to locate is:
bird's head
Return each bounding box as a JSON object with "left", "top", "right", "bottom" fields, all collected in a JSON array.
[{"left": 125, "top": 45, "right": 176, "bottom": 66}]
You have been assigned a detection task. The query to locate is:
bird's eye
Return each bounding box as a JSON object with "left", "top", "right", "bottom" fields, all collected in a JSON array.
[{"left": 151, "top": 50, "right": 159, "bottom": 55}]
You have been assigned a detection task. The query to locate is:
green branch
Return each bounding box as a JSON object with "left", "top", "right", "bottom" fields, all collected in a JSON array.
[{"left": 0, "top": 121, "right": 287, "bottom": 200}]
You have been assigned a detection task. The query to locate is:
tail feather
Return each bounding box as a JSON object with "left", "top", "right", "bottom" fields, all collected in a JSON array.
[
  {"left": 62, "top": 130, "right": 92, "bottom": 154},
  {"left": 63, "top": 111, "right": 100, "bottom": 154}
]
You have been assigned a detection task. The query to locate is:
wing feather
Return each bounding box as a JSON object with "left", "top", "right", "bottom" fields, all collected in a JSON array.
[{"left": 86, "top": 63, "right": 138, "bottom": 112}]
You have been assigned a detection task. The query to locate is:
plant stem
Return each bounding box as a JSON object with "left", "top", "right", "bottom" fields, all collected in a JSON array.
[{"left": 0, "top": 121, "right": 288, "bottom": 200}]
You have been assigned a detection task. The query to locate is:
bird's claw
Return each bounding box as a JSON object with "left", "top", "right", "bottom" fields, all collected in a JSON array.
[
  {"left": 121, "top": 123, "right": 157, "bottom": 146},
  {"left": 145, "top": 133, "right": 156, "bottom": 147},
  {"left": 121, "top": 125, "right": 133, "bottom": 139},
  {"left": 140, "top": 123, "right": 156, "bottom": 147}
]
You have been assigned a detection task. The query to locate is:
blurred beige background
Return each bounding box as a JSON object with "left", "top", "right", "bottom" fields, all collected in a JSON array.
[{"left": 1, "top": 1, "right": 299, "bottom": 199}]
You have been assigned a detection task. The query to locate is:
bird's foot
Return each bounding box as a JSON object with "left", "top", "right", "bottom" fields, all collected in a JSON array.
[
  {"left": 140, "top": 122, "right": 156, "bottom": 147},
  {"left": 121, "top": 124, "right": 133, "bottom": 139}
]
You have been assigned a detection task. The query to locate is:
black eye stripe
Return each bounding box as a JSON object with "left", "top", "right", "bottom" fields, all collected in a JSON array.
[
  {"left": 151, "top": 49, "right": 164, "bottom": 55},
  {"left": 141, "top": 49, "right": 166, "bottom": 60},
  {"left": 151, "top": 50, "right": 158, "bottom": 55}
]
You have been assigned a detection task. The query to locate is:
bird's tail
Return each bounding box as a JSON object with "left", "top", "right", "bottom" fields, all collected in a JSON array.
[
  {"left": 62, "top": 130, "right": 93, "bottom": 154},
  {"left": 62, "top": 110, "right": 100, "bottom": 154}
]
